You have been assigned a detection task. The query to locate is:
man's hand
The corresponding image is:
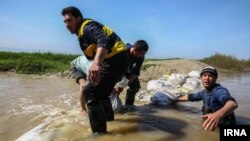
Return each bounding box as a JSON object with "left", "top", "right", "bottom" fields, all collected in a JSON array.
[
  {"left": 200, "top": 100, "right": 237, "bottom": 131},
  {"left": 112, "top": 87, "right": 123, "bottom": 96},
  {"left": 88, "top": 63, "right": 100, "bottom": 84},
  {"left": 201, "top": 112, "right": 222, "bottom": 131},
  {"left": 88, "top": 47, "right": 108, "bottom": 85},
  {"left": 117, "top": 87, "right": 123, "bottom": 93}
]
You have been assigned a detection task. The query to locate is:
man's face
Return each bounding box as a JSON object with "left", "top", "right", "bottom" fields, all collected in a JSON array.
[
  {"left": 63, "top": 13, "right": 80, "bottom": 34},
  {"left": 131, "top": 49, "right": 147, "bottom": 58},
  {"left": 201, "top": 72, "right": 217, "bottom": 90}
]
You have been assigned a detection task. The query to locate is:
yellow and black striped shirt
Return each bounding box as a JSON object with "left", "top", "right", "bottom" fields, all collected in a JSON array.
[{"left": 77, "top": 19, "right": 126, "bottom": 59}]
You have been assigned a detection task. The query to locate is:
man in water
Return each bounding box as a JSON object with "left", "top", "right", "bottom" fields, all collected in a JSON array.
[
  {"left": 114, "top": 40, "right": 148, "bottom": 107},
  {"left": 177, "top": 66, "right": 238, "bottom": 131},
  {"left": 62, "top": 6, "right": 129, "bottom": 133},
  {"left": 71, "top": 40, "right": 148, "bottom": 112}
]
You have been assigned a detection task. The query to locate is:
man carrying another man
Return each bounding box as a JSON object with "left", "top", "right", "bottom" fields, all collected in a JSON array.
[
  {"left": 71, "top": 40, "right": 148, "bottom": 113},
  {"left": 62, "top": 6, "right": 129, "bottom": 133}
]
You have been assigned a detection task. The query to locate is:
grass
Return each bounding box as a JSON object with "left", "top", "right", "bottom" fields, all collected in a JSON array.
[
  {"left": 0, "top": 51, "right": 78, "bottom": 74},
  {"left": 200, "top": 53, "right": 250, "bottom": 72},
  {"left": 1, "top": 51, "right": 249, "bottom": 74}
]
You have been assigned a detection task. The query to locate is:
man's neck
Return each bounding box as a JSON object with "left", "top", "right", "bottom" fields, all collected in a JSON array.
[
  {"left": 205, "top": 83, "right": 219, "bottom": 91},
  {"left": 76, "top": 20, "right": 84, "bottom": 36}
]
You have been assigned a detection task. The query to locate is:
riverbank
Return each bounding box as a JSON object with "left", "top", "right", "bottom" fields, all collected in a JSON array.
[
  {"left": 0, "top": 58, "right": 240, "bottom": 86},
  {"left": 1, "top": 51, "right": 250, "bottom": 76}
]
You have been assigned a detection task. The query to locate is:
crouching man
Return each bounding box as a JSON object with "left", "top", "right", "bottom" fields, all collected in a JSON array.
[{"left": 177, "top": 66, "right": 238, "bottom": 131}]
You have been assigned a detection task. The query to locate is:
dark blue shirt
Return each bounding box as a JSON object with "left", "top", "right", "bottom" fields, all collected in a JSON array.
[
  {"left": 188, "top": 84, "right": 237, "bottom": 112},
  {"left": 126, "top": 43, "right": 144, "bottom": 76}
]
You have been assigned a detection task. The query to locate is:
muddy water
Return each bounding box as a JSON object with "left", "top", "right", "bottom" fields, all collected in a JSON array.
[{"left": 0, "top": 72, "right": 249, "bottom": 141}]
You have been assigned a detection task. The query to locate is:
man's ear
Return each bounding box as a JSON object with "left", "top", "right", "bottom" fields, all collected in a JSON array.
[{"left": 76, "top": 17, "right": 82, "bottom": 22}]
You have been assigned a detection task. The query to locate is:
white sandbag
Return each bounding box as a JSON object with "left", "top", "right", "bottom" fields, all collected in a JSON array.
[
  {"left": 109, "top": 94, "right": 123, "bottom": 113},
  {"left": 188, "top": 70, "right": 200, "bottom": 78},
  {"left": 150, "top": 92, "right": 175, "bottom": 106},
  {"left": 115, "top": 76, "right": 129, "bottom": 89},
  {"left": 136, "top": 90, "right": 152, "bottom": 102},
  {"left": 182, "top": 83, "right": 197, "bottom": 91},
  {"left": 185, "top": 77, "right": 200, "bottom": 87},
  {"left": 168, "top": 73, "right": 186, "bottom": 85},
  {"left": 147, "top": 80, "right": 165, "bottom": 90}
]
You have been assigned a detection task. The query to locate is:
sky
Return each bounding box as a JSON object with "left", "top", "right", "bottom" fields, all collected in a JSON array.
[{"left": 0, "top": 0, "right": 249, "bottom": 59}]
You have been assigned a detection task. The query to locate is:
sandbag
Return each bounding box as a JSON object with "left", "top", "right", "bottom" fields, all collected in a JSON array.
[
  {"left": 147, "top": 80, "right": 165, "bottom": 90},
  {"left": 168, "top": 73, "right": 186, "bottom": 85},
  {"left": 150, "top": 92, "right": 177, "bottom": 106},
  {"left": 109, "top": 94, "right": 123, "bottom": 113},
  {"left": 115, "top": 76, "right": 129, "bottom": 89},
  {"left": 188, "top": 70, "right": 200, "bottom": 78}
]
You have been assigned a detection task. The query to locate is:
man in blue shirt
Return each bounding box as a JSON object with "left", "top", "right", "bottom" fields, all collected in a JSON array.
[{"left": 177, "top": 66, "right": 238, "bottom": 131}]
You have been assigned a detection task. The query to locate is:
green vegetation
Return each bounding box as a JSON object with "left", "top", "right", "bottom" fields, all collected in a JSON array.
[
  {"left": 1, "top": 52, "right": 249, "bottom": 74},
  {"left": 200, "top": 53, "right": 250, "bottom": 72},
  {"left": 0, "top": 51, "right": 78, "bottom": 74}
]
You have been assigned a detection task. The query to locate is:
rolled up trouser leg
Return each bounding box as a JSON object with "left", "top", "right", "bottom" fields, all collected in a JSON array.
[
  {"left": 102, "top": 98, "right": 114, "bottom": 121},
  {"left": 87, "top": 101, "right": 107, "bottom": 133}
]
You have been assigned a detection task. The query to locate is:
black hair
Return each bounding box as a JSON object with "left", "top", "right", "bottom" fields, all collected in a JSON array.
[
  {"left": 61, "top": 6, "right": 83, "bottom": 19},
  {"left": 133, "top": 40, "right": 149, "bottom": 52}
]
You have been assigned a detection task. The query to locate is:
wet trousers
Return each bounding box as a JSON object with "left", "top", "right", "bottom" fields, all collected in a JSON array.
[{"left": 83, "top": 51, "right": 129, "bottom": 133}]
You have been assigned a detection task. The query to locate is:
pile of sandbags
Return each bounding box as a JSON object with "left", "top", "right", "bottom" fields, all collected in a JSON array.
[{"left": 136, "top": 70, "right": 202, "bottom": 106}]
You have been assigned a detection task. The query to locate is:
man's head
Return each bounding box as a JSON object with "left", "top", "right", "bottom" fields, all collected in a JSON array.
[
  {"left": 200, "top": 66, "right": 218, "bottom": 90},
  {"left": 61, "top": 6, "right": 83, "bottom": 34},
  {"left": 130, "top": 40, "right": 148, "bottom": 58}
]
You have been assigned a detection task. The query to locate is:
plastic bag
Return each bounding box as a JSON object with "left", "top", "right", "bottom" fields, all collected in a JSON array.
[
  {"left": 150, "top": 92, "right": 176, "bottom": 106},
  {"left": 116, "top": 76, "right": 129, "bottom": 89},
  {"left": 109, "top": 94, "right": 123, "bottom": 113},
  {"left": 147, "top": 80, "right": 165, "bottom": 90}
]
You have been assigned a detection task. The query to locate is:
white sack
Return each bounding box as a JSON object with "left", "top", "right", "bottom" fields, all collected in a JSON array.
[{"left": 109, "top": 94, "right": 123, "bottom": 113}]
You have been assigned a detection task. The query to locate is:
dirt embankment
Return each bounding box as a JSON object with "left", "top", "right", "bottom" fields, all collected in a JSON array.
[
  {"left": 54, "top": 59, "right": 209, "bottom": 81},
  {"left": 139, "top": 59, "right": 208, "bottom": 82}
]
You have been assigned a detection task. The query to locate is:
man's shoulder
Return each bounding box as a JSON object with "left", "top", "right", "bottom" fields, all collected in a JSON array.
[
  {"left": 214, "top": 84, "right": 228, "bottom": 91},
  {"left": 213, "top": 84, "right": 230, "bottom": 95},
  {"left": 82, "top": 19, "right": 103, "bottom": 29}
]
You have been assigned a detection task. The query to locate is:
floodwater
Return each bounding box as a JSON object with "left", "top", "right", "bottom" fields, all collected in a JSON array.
[{"left": 0, "top": 72, "right": 249, "bottom": 141}]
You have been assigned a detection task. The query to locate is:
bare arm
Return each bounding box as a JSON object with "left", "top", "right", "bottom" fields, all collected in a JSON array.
[
  {"left": 201, "top": 100, "right": 238, "bottom": 131},
  {"left": 115, "top": 74, "right": 138, "bottom": 95},
  {"left": 177, "top": 94, "right": 189, "bottom": 101},
  {"left": 78, "top": 78, "right": 88, "bottom": 113},
  {"left": 93, "top": 47, "right": 108, "bottom": 66}
]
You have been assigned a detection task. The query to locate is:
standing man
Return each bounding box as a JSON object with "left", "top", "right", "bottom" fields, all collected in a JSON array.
[
  {"left": 61, "top": 6, "right": 129, "bottom": 133},
  {"left": 177, "top": 66, "right": 238, "bottom": 131},
  {"left": 115, "top": 40, "right": 148, "bottom": 107}
]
